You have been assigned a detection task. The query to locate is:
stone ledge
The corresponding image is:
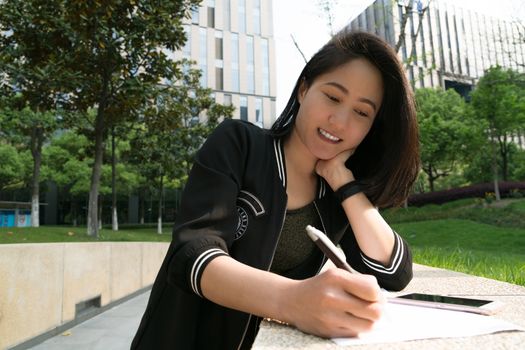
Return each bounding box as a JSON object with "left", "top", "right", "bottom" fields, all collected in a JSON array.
[{"left": 0, "top": 242, "right": 169, "bottom": 350}]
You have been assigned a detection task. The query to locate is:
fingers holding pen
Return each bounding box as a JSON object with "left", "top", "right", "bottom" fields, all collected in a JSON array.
[
  {"left": 282, "top": 268, "right": 385, "bottom": 338},
  {"left": 320, "top": 269, "right": 384, "bottom": 322}
]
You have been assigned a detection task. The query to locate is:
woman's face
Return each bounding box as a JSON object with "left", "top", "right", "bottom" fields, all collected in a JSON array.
[{"left": 293, "top": 58, "right": 384, "bottom": 161}]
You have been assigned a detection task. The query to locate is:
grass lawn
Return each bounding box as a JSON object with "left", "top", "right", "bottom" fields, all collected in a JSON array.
[
  {"left": 0, "top": 225, "right": 173, "bottom": 244},
  {"left": 383, "top": 198, "right": 525, "bottom": 287}
]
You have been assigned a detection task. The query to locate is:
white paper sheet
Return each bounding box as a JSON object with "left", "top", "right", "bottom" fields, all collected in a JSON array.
[{"left": 333, "top": 302, "right": 524, "bottom": 346}]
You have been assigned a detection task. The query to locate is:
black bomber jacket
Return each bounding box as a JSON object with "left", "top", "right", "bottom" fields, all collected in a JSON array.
[{"left": 131, "top": 119, "right": 413, "bottom": 350}]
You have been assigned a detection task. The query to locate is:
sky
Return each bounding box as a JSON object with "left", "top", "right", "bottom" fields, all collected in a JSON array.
[{"left": 272, "top": 0, "right": 525, "bottom": 114}]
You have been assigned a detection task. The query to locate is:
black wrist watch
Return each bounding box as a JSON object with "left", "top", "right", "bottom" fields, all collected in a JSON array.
[{"left": 334, "top": 181, "right": 362, "bottom": 203}]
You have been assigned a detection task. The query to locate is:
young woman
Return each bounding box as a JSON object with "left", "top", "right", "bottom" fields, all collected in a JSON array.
[{"left": 131, "top": 29, "right": 420, "bottom": 350}]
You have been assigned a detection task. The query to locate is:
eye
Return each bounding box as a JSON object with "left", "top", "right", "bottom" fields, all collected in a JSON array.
[
  {"left": 323, "top": 93, "right": 340, "bottom": 103},
  {"left": 355, "top": 109, "right": 369, "bottom": 118}
]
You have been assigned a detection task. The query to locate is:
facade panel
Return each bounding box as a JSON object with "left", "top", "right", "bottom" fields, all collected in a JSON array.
[
  {"left": 348, "top": 0, "right": 524, "bottom": 93},
  {"left": 178, "top": 0, "right": 275, "bottom": 128}
]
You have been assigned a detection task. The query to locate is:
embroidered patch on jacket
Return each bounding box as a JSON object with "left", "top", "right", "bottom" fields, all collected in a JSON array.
[
  {"left": 237, "top": 190, "right": 265, "bottom": 216},
  {"left": 235, "top": 206, "right": 249, "bottom": 240}
]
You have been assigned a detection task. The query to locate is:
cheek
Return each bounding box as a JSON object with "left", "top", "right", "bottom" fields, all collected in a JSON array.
[{"left": 347, "top": 123, "right": 373, "bottom": 146}]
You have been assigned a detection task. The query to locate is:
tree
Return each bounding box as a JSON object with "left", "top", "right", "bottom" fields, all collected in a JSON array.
[
  {"left": 470, "top": 66, "right": 525, "bottom": 199},
  {"left": 129, "top": 64, "right": 234, "bottom": 234},
  {"left": 41, "top": 131, "right": 92, "bottom": 225},
  {"left": 394, "top": 0, "right": 432, "bottom": 60},
  {"left": 42, "top": 130, "right": 139, "bottom": 226},
  {"left": 1, "top": 0, "right": 201, "bottom": 237},
  {"left": 0, "top": 105, "right": 58, "bottom": 226},
  {"left": 0, "top": 0, "right": 67, "bottom": 227},
  {"left": 415, "top": 87, "right": 482, "bottom": 192},
  {"left": 317, "top": 0, "right": 339, "bottom": 37}
]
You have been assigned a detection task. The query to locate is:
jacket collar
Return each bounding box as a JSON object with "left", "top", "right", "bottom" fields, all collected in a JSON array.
[{"left": 273, "top": 138, "right": 326, "bottom": 199}]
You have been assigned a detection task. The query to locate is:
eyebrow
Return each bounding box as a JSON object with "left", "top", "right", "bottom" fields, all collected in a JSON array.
[{"left": 324, "top": 81, "right": 378, "bottom": 112}]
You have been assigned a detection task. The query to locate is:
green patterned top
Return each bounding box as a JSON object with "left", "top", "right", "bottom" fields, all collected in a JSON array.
[{"left": 270, "top": 202, "right": 321, "bottom": 275}]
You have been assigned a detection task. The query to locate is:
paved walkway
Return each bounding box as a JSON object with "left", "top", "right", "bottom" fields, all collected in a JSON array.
[{"left": 28, "top": 291, "right": 150, "bottom": 350}]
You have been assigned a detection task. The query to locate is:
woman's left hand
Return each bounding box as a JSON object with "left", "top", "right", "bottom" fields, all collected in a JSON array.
[{"left": 315, "top": 148, "right": 356, "bottom": 191}]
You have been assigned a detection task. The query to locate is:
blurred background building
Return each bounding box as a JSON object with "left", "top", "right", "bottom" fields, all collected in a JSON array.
[
  {"left": 172, "top": 0, "right": 277, "bottom": 128},
  {"left": 349, "top": 0, "right": 525, "bottom": 98}
]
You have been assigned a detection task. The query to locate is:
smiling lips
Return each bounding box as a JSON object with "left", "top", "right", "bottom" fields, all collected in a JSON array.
[{"left": 318, "top": 128, "right": 341, "bottom": 143}]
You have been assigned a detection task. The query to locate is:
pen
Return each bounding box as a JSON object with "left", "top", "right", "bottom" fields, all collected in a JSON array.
[
  {"left": 305, "top": 225, "right": 359, "bottom": 274},
  {"left": 306, "top": 225, "right": 399, "bottom": 304}
]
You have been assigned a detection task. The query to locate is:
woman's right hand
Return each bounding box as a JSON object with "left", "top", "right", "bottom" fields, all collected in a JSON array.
[{"left": 280, "top": 268, "right": 385, "bottom": 338}]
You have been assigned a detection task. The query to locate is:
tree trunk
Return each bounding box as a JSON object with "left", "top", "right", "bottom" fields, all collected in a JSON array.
[
  {"left": 87, "top": 111, "right": 105, "bottom": 237},
  {"left": 111, "top": 127, "right": 118, "bottom": 231},
  {"left": 98, "top": 195, "right": 103, "bottom": 230},
  {"left": 72, "top": 199, "right": 78, "bottom": 227},
  {"left": 499, "top": 136, "right": 509, "bottom": 181},
  {"left": 157, "top": 174, "right": 164, "bottom": 234},
  {"left": 395, "top": 0, "right": 414, "bottom": 53},
  {"left": 30, "top": 127, "right": 44, "bottom": 227},
  {"left": 491, "top": 134, "right": 501, "bottom": 201},
  {"left": 140, "top": 191, "right": 145, "bottom": 224},
  {"left": 426, "top": 164, "right": 435, "bottom": 192}
]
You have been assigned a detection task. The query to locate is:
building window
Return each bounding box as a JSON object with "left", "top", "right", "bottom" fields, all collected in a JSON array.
[
  {"left": 215, "top": 31, "right": 223, "bottom": 91},
  {"left": 224, "top": 94, "right": 232, "bottom": 106},
  {"left": 207, "top": 0, "right": 215, "bottom": 28},
  {"left": 240, "top": 96, "right": 248, "bottom": 121},
  {"left": 231, "top": 33, "right": 239, "bottom": 92},
  {"left": 182, "top": 25, "right": 191, "bottom": 58},
  {"left": 199, "top": 28, "right": 207, "bottom": 87},
  {"left": 435, "top": 8, "right": 446, "bottom": 71},
  {"left": 247, "top": 36, "right": 255, "bottom": 94},
  {"left": 255, "top": 98, "right": 263, "bottom": 127},
  {"left": 262, "top": 38, "right": 270, "bottom": 95},
  {"left": 215, "top": 33, "right": 224, "bottom": 89},
  {"left": 215, "top": 65, "right": 223, "bottom": 90},
  {"left": 215, "top": 31, "right": 223, "bottom": 60},
  {"left": 239, "top": 0, "right": 246, "bottom": 34},
  {"left": 444, "top": 11, "right": 455, "bottom": 72},
  {"left": 191, "top": 7, "right": 199, "bottom": 25},
  {"left": 253, "top": 0, "right": 261, "bottom": 35}
]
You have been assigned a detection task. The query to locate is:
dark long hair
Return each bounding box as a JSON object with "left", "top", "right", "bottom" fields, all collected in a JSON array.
[{"left": 271, "top": 29, "right": 420, "bottom": 208}]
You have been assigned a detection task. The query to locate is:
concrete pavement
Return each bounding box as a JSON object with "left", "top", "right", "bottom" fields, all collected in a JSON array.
[{"left": 27, "top": 291, "right": 150, "bottom": 350}]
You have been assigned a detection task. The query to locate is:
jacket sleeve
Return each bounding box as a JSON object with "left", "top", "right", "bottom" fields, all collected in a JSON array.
[
  {"left": 165, "top": 119, "right": 249, "bottom": 297},
  {"left": 339, "top": 228, "right": 413, "bottom": 291}
]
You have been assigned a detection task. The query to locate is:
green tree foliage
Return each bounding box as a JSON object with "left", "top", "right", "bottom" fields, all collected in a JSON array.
[
  {"left": 42, "top": 130, "right": 139, "bottom": 225},
  {"left": 0, "top": 0, "right": 201, "bottom": 236},
  {"left": 415, "top": 87, "right": 483, "bottom": 192},
  {"left": 129, "top": 64, "right": 234, "bottom": 233},
  {"left": 0, "top": 143, "right": 29, "bottom": 192},
  {"left": 471, "top": 66, "right": 525, "bottom": 184},
  {"left": 0, "top": 104, "right": 58, "bottom": 226}
]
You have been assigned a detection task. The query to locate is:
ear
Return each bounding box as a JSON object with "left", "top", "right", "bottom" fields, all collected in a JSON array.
[{"left": 297, "top": 79, "right": 308, "bottom": 104}]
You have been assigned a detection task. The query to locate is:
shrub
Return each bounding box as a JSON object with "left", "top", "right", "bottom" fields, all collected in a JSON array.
[{"left": 407, "top": 181, "right": 525, "bottom": 206}]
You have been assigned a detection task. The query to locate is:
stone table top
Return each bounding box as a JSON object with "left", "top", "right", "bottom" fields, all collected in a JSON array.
[{"left": 252, "top": 264, "right": 525, "bottom": 350}]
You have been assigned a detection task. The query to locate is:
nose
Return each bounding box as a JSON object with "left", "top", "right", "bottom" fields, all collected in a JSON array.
[{"left": 328, "top": 108, "right": 350, "bottom": 129}]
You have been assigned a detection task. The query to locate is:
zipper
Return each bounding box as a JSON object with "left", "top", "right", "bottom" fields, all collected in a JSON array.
[
  {"left": 236, "top": 203, "right": 288, "bottom": 350},
  {"left": 238, "top": 137, "right": 287, "bottom": 349}
]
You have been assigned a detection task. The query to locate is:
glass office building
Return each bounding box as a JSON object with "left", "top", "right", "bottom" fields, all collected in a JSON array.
[
  {"left": 349, "top": 0, "right": 525, "bottom": 97},
  {"left": 174, "top": 0, "right": 276, "bottom": 128}
]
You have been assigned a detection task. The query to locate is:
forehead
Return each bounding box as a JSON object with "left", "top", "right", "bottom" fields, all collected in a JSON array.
[{"left": 315, "top": 58, "right": 384, "bottom": 102}]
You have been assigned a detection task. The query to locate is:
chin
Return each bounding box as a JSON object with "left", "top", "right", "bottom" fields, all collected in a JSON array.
[{"left": 314, "top": 151, "right": 339, "bottom": 161}]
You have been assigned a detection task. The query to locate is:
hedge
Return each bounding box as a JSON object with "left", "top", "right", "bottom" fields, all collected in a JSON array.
[{"left": 407, "top": 181, "right": 525, "bottom": 207}]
